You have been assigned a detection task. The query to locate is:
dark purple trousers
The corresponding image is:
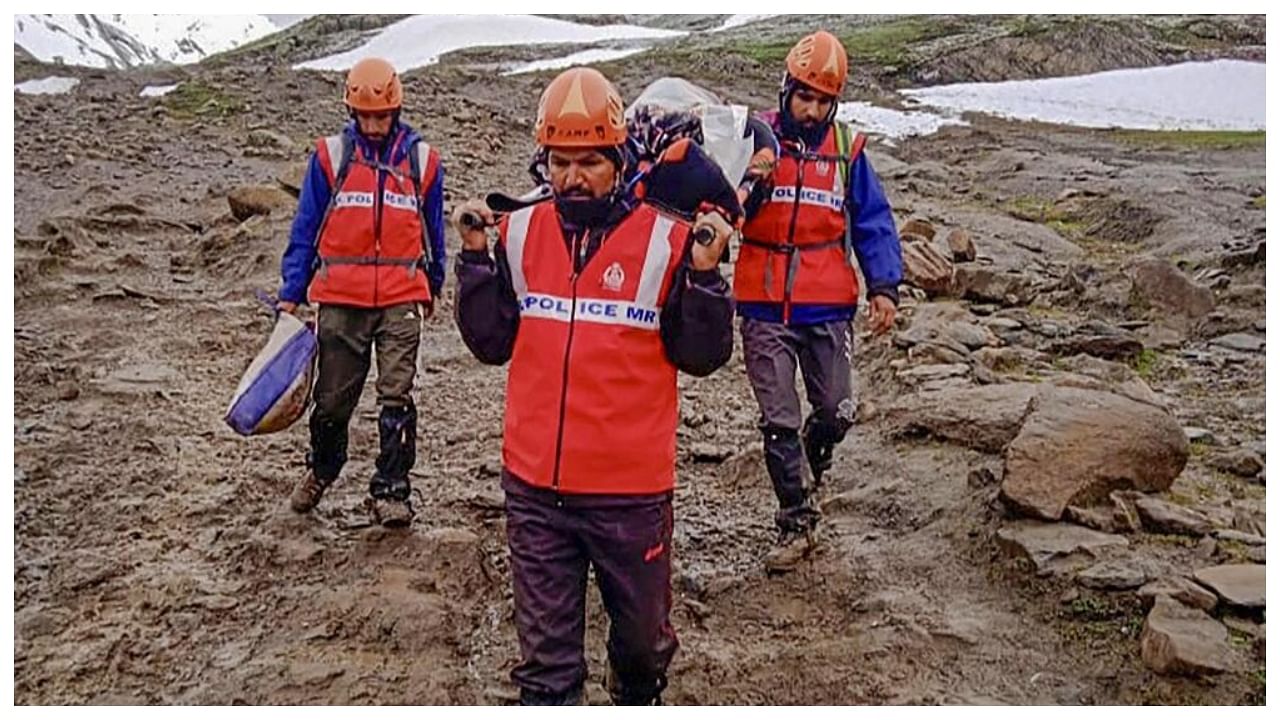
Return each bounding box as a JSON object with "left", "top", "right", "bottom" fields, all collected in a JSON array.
[{"left": 502, "top": 471, "right": 678, "bottom": 705}]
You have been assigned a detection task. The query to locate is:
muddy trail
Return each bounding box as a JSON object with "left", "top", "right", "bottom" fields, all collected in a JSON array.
[{"left": 13, "top": 17, "right": 1266, "bottom": 705}]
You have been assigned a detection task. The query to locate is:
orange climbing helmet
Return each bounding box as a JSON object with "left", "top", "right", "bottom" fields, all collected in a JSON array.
[
  {"left": 345, "top": 57, "right": 402, "bottom": 112},
  {"left": 534, "top": 67, "right": 628, "bottom": 148},
  {"left": 785, "top": 30, "right": 848, "bottom": 97}
]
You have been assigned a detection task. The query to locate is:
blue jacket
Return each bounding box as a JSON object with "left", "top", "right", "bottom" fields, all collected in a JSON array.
[
  {"left": 738, "top": 119, "right": 903, "bottom": 326},
  {"left": 279, "top": 120, "right": 446, "bottom": 305}
]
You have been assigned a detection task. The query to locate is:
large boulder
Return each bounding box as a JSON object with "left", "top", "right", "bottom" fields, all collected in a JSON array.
[
  {"left": 902, "top": 236, "right": 954, "bottom": 296},
  {"left": 1140, "top": 595, "right": 1234, "bottom": 676},
  {"left": 1127, "top": 257, "right": 1215, "bottom": 319},
  {"left": 884, "top": 383, "right": 1037, "bottom": 453},
  {"left": 999, "top": 386, "right": 1189, "bottom": 520},
  {"left": 228, "top": 184, "right": 295, "bottom": 221}
]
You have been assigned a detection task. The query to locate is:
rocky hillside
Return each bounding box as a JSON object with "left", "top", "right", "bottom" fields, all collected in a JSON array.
[{"left": 12, "top": 14, "right": 1266, "bottom": 705}]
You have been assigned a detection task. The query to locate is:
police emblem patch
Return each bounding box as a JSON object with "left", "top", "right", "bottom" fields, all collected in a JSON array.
[{"left": 602, "top": 262, "right": 625, "bottom": 292}]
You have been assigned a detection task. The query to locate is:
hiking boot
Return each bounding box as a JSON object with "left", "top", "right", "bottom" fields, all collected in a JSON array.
[
  {"left": 763, "top": 528, "right": 816, "bottom": 574},
  {"left": 289, "top": 470, "right": 329, "bottom": 513},
  {"left": 370, "top": 496, "right": 414, "bottom": 528}
]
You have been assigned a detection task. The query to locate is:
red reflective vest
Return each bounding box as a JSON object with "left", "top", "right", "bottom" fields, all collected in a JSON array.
[
  {"left": 735, "top": 122, "right": 866, "bottom": 321},
  {"left": 500, "top": 202, "right": 689, "bottom": 495},
  {"left": 308, "top": 130, "right": 439, "bottom": 308}
]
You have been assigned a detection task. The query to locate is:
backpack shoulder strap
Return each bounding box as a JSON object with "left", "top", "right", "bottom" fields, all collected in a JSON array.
[
  {"left": 405, "top": 138, "right": 435, "bottom": 268},
  {"left": 311, "top": 133, "right": 356, "bottom": 253}
]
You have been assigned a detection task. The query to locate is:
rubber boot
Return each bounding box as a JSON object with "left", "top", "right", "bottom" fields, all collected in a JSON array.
[
  {"left": 370, "top": 403, "right": 416, "bottom": 527},
  {"left": 292, "top": 412, "right": 348, "bottom": 513}
]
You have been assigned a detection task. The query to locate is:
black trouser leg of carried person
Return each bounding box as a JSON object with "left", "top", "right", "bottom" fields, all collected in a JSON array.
[{"left": 290, "top": 303, "right": 423, "bottom": 527}]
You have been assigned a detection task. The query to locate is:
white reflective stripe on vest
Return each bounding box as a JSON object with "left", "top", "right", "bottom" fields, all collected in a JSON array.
[
  {"left": 323, "top": 134, "right": 344, "bottom": 181},
  {"left": 519, "top": 293, "right": 661, "bottom": 330},
  {"left": 414, "top": 142, "right": 432, "bottom": 186},
  {"left": 504, "top": 205, "right": 536, "bottom": 301},
  {"left": 333, "top": 191, "right": 375, "bottom": 208},
  {"left": 382, "top": 189, "right": 418, "bottom": 211},
  {"left": 505, "top": 206, "right": 672, "bottom": 329},
  {"left": 766, "top": 185, "right": 844, "bottom": 212},
  {"left": 634, "top": 214, "right": 674, "bottom": 310}
]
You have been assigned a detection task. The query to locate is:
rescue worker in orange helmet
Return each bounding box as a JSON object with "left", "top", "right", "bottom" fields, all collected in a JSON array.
[
  {"left": 736, "top": 31, "right": 904, "bottom": 572},
  {"left": 453, "top": 67, "right": 734, "bottom": 705},
  {"left": 278, "top": 57, "right": 446, "bottom": 527}
]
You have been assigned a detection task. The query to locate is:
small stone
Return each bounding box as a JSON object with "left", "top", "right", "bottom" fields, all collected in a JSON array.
[
  {"left": 1194, "top": 535, "right": 1218, "bottom": 560},
  {"left": 1193, "top": 564, "right": 1265, "bottom": 610},
  {"left": 688, "top": 443, "right": 733, "bottom": 464},
  {"left": 1138, "top": 576, "right": 1218, "bottom": 612},
  {"left": 1213, "top": 529, "right": 1265, "bottom": 546},
  {"left": 1064, "top": 505, "right": 1119, "bottom": 534},
  {"left": 1134, "top": 496, "right": 1212, "bottom": 537},
  {"left": 900, "top": 217, "right": 936, "bottom": 240},
  {"left": 1077, "top": 561, "right": 1147, "bottom": 590},
  {"left": 56, "top": 382, "right": 80, "bottom": 401},
  {"left": 1183, "top": 427, "right": 1218, "bottom": 445},
  {"left": 946, "top": 228, "right": 977, "bottom": 262},
  {"left": 996, "top": 520, "right": 1128, "bottom": 576},
  {"left": 1209, "top": 333, "right": 1265, "bottom": 353},
  {"left": 1210, "top": 449, "right": 1263, "bottom": 478}
]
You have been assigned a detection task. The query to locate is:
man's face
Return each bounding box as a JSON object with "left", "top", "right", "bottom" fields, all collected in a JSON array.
[
  {"left": 355, "top": 109, "right": 394, "bottom": 142},
  {"left": 787, "top": 85, "right": 835, "bottom": 128},
  {"left": 547, "top": 148, "right": 617, "bottom": 199}
]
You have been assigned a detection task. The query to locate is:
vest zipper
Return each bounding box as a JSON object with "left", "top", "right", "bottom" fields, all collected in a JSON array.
[
  {"left": 550, "top": 231, "right": 584, "bottom": 504},
  {"left": 782, "top": 139, "right": 808, "bottom": 324}
]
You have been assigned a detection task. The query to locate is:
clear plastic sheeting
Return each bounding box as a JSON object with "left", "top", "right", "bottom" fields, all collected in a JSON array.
[{"left": 627, "top": 77, "right": 755, "bottom": 186}]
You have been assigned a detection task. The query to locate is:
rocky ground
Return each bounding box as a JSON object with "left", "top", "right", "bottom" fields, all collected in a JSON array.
[{"left": 12, "top": 14, "right": 1266, "bottom": 705}]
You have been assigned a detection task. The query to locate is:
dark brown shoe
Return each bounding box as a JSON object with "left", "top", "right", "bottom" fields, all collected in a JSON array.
[
  {"left": 289, "top": 470, "right": 328, "bottom": 513},
  {"left": 371, "top": 497, "right": 413, "bottom": 528}
]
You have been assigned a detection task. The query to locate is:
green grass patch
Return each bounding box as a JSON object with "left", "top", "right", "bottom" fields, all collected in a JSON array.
[
  {"left": 732, "top": 16, "right": 967, "bottom": 70},
  {"left": 1109, "top": 129, "right": 1265, "bottom": 150},
  {"left": 1251, "top": 195, "right": 1265, "bottom": 208},
  {"left": 1003, "top": 195, "right": 1054, "bottom": 222},
  {"left": 1130, "top": 348, "right": 1159, "bottom": 379},
  {"left": 163, "top": 81, "right": 244, "bottom": 118}
]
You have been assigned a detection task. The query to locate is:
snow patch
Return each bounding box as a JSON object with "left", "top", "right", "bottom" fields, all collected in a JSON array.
[
  {"left": 837, "top": 101, "right": 969, "bottom": 143},
  {"left": 504, "top": 47, "right": 647, "bottom": 76},
  {"left": 140, "top": 83, "right": 180, "bottom": 97},
  {"left": 902, "top": 60, "right": 1265, "bottom": 131},
  {"left": 15, "top": 14, "right": 278, "bottom": 68},
  {"left": 296, "top": 14, "right": 683, "bottom": 72},
  {"left": 15, "top": 76, "right": 80, "bottom": 95},
  {"left": 712, "top": 14, "right": 778, "bottom": 32}
]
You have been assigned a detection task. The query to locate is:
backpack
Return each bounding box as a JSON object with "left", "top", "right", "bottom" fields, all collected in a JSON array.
[{"left": 312, "top": 132, "right": 435, "bottom": 271}]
